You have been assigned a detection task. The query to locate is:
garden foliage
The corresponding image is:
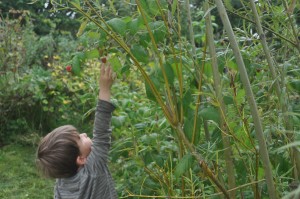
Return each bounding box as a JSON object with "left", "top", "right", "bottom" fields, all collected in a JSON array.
[
  {"left": 0, "top": 13, "right": 95, "bottom": 145},
  {"left": 0, "top": 0, "right": 300, "bottom": 198}
]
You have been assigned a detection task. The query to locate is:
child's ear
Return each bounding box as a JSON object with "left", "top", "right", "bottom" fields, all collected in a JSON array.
[{"left": 76, "top": 156, "right": 87, "bottom": 166}]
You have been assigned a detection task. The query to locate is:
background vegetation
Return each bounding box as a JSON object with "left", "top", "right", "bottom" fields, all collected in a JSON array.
[{"left": 0, "top": 0, "right": 299, "bottom": 198}]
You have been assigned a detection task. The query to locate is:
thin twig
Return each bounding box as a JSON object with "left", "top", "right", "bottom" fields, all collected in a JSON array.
[{"left": 122, "top": 179, "right": 265, "bottom": 198}]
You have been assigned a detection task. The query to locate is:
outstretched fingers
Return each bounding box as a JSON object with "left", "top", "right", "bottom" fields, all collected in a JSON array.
[
  {"left": 106, "top": 65, "right": 112, "bottom": 79},
  {"left": 100, "top": 63, "right": 111, "bottom": 78}
]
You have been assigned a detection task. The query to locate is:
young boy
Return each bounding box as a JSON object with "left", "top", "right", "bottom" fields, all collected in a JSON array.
[{"left": 36, "top": 63, "right": 118, "bottom": 199}]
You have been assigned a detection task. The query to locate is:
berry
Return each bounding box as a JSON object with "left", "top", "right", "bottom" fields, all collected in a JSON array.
[
  {"left": 101, "top": 57, "right": 107, "bottom": 63},
  {"left": 66, "top": 65, "right": 72, "bottom": 72}
]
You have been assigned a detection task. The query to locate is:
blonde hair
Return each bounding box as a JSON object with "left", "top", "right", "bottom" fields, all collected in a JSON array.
[{"left": 36, "top": 125, "right": 80, "bottom": 178}]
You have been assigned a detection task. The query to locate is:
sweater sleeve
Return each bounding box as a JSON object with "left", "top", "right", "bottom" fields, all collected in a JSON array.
[{"left": 86, "top": 100, "right": 116, "bottom": 172}]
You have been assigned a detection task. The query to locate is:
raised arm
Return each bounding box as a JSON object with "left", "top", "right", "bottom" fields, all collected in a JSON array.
[{"left": 87, "top": 63, "right": 116, "bottom": 170}]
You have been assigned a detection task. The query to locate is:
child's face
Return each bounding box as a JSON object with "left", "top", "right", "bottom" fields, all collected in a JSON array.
[{"left": 77, "top": 133, "right": 92, "bottom": 158}]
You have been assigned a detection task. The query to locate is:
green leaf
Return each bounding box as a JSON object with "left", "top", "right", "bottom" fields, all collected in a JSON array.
[
  {"left": 131, "top": 45, "right": 149, "bottom": 63},
  {"left": 236, "top": 89, "right": 245, "bottom": 104},
  {"left": 224, "top": 0, "right": 234, "bottom": 11},
  {"left": 147, "top": 0, "right": 160, "bottom": 16},
  {"left": 85, "top": 22, "right": 98, "bottom": 31},
  {"left": 149, "top": 21, "right": 166, "bottom": 43},
  {"left": 109, "top": 55, "right": 122, "bottom": 76},
  {"left": 112, "top": 115, "right": 126, "bottom": 128},
  {"left": 155, "top": 62, "right": 174, "bottom": 85},
  {"left": 293, "top": 116, "right": 300, "bottom": 128},
  {"left": 139, "top": 33, "right": 151, "bottom": 47},
  {"left": 174, "top": 153, "right": 194, "bottom": 178},
  {"left": 154, "top": 154, "right": 165, "bottom": 167},
  {"left": 87, "top": 31, "right": 100, "bottom": 40},
  {"left": 139, "top": 0, "right": 152, "bottom": 17},
  {"left": 204, "top": 61, "right": 213, "bottom": 77},
  {"left": 227, "top": 60, "right": 238, "bottom": 71},
  {"left": 171, "top": 0, "right": 178, "bottom": 15},
  {"left": 183, "top": 90, "right": 193, "bottom": 107},
  {"left": 71, "top": 52, "right": 86, "bottom": 75},
  {"left": 290, "top": 80, "right": 300, "bottom": 91},
  {"left": 70, "top": 0, "right": 81, "bottom": 9},
  {"left": 112, "top": 141, "right": 133, "bottom": 161},
  {"left": 145, "top": 74, "right": 160, "bottom": 102},
  {"left": 72, "top": 56, "right": 81, "bottom": 76},
  {"left": 143, "top": 151, "right": 154, "bottom": 165},
  {"left": 107, "top": 18, "right": 127, "bottom": 36},
  {"left": 274, "top": 141, "right": 300, "bottom": 152},
  {"left": 85, "top": 49, "right": 99, "bottom": 59},
  {"left": 139, "top": 0, "right": 167, "bottom": 17},
  {"left": 224, "top": 95, "right": 234, "bottom": 105},
  {"left": 121, "top": 64, "right": 131, "bottom": 76},
  {"left": 76, "top": 52, "right": 86, "bottom": 62},
  {"left": 128, "top": 17, "right": 143, "bottom": 34},
  {"left": 182, "top": 90, "right": 193, "bottom": 118},
  {"left": 163, "top": 62, "right": 175, "bottom": 85},
  {"left": 184, "top": 113, "right": 201, "bottom": 144},
  {"left": 217, "top": 55, "right": 238, "bottom": 73},
  {"left": 258, "top": 167, "right": 265, "bottom": 180},
  {"left": 77, "top": 20, "right": 88, "bottom": 37},
  {"left": 199, "top": 106, "right": 220, "bottom": 123}
]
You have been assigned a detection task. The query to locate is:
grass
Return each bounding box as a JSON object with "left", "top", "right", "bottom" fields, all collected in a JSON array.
[{"left": 0, "top": 144, "right": 54, "bottom": 199}]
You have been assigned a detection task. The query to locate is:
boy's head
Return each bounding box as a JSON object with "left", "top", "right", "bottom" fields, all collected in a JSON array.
[{"left": 36, "top": 125, "right": 92, "bottom": 178}]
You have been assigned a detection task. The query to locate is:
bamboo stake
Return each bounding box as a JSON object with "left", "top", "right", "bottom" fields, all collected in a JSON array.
[
  {"left": 249, "top": 0, "right": 300, "bottom": 179},
  {"left": 204, "top": 1, "right": 236, "bottom": 198},
  {"left": 214, "top": 0, "right": 278, "bottom": 198}
]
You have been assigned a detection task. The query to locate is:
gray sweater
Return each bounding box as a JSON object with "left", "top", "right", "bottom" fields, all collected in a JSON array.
[{"left": 54, "top": 100, "right": 118, "bottom": 199}]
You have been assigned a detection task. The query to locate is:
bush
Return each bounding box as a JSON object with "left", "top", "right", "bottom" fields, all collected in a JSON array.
[{"left": 0, "top": 17, "right": 98, "bottom": 145}]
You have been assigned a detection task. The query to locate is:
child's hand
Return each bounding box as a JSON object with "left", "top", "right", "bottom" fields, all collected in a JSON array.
[{"left": 98, "top": 63, "right": 115, "bottom": 101}]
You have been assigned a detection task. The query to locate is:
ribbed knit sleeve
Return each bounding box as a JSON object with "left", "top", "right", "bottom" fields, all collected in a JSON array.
[{"left": 86, "top": 100, "right": 116, "bottom": 172}]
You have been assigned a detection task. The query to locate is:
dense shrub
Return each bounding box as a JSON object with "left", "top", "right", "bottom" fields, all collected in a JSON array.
[{"left": 0, "top": 17, "right": 96, "bottom": 145}]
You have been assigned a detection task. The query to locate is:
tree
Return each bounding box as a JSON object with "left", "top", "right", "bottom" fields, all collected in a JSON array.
[{"left": 0, "top": 0, "right": 79, "bottom": 35}]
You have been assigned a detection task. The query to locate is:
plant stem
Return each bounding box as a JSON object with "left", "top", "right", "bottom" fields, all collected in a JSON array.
[
  {"left": 69, "top": 0, "right": 174, "bottom": 125},
  {"left": 176, "top": 124, "right": 230, "bottom": 198},
  {"left": 185, "top": 0, "right": 196, "bottom": 57},
  {"left": 214, "top": 0, "right": 278, "bottom": 198},
  {"left": 194, "top": 41, "right": 210, "bottom": 144},
  {"left": 249, "top": 0, "right": 300, "bottom": 180},
  {"left": 205, "top": 179, "right": 265, "bottom": 198},
  {"left": 184, "top": 0, "right": 210, "bottom": 143},
  {"left": 155, "top": 0, "right": 184, "bottom": 122},
  {"left": 204, "top": 2, "right": 236, "bottom": 198},
  {"left": 207, "top": 1, "right": 298, "bottom": 49},
  {"left": 136, "top": 0, "right": 177, "bottom": 124},
  {"left": 283, "top": 0, "right": 300, "bottom": 51}
]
